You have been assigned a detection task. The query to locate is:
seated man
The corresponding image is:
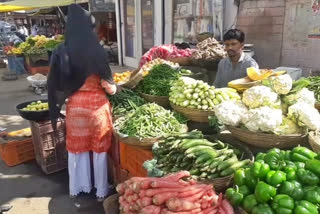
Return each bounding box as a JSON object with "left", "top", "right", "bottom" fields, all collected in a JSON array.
[{"left": 214, "top": 29, "right": 259, "bottom": 88}]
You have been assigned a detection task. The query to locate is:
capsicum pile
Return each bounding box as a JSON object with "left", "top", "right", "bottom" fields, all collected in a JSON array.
[{"left": 226, "top": 146, "right": 320, "bottom": 214}]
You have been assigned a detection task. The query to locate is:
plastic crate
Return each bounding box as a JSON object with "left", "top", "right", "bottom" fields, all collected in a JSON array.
[
  {"left": 30, "top": 117, "right": 67, "bottom": 174},
  {"left": 0, "top": 133, "right": 35, "bottom": 166},
  {"left": 119, "top": 142, "right": 153, "bottom": 177}
]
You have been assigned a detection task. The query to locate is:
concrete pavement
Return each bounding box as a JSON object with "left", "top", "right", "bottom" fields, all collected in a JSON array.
[{"left": 0, "top": 65, "right": 130, "bottom": 214}]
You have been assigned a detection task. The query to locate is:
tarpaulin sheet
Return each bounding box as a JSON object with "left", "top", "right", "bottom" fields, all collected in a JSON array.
[{"left": 0, "top": 0, "right": 88, "bottom": 12}]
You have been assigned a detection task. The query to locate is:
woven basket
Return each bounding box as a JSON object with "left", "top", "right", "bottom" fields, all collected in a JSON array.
[
  {"left": 114, "top": 125, "right": 188, "bottom": 150},
  {"left": 123, "top": 68, "right": 143, "bottom": 89},
  {"left": 228, "top": 126, "right": 307, "bottom": 149},
  {"left": 171, "top": 103, "right": 215, "bottom": 123},
  {"left": 167, "top": 56, "right": 191, "bottom": 66},
  {"left": 309, "top": 131, "right": 320, "bottom": 153},
  {"left": 140, "top": 93, "right": 170, "bottom": 109},
  {"left": 315, "top": 103, "right": 320, "bottom": 112},
  {"left": 198, "top": 135, "right": 254, "bottom": 193},
  {"left": 103, "top": 194, "right": 119, "bottom": 214}
]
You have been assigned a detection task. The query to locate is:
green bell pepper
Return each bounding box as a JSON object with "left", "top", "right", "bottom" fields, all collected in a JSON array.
[
  {"left": 297, "top": 168, "right": 319, "bottom": 186},
  {"left": 264, "top": 150, "right": 286, "bottom": 170},
  {"left": 272, "top": 194, "right": 295, "bottom": 214},
  {"left": 278, "top": 181, "right": 304, "bottom": 200},
  {"left": 294, "top": 200, "right": 318, "bottom": 214},
  {"left": 239, "top": 185, "right": 250, "bottom": 197},
  {"left": 225, "top": 187, "right": 243, "bottom": 206},
  {"left": 252, "top": 203, "right": 275, "bottom": 214},
  {"left": 285, "top": 161, "right": 298, "bottom": 170},
  {"left": 304, "top": 186, "right": 320, "bottom": 204},
  {"left": 306, "top": 159, "right": 320, "bottom": 177},
  {"left": 234, "top": 168, "right": 246, "bottom": 186},
  {"left": 245, "top": 168, "right": 258, "bottom": 192},
  {"left": 256, "top": 152, "right": 266, "bottom": 161},
  {"left": 266, "top": 170, "right": 287, "bottom": 186},
  {"left": 285, "top": 167, "right": 297, "bottom": 181},
  {"left": 295, "top": 162, "right": 305, "bottom": 169},
  {"left": 242, "top": 194, "right": 258, "bottom": 213},
  {"left": 255, "top": 181, "right": 277, "bottom": 203},
  {"left": 291, "top": 146, "right": 317, "bottom": 163},
  {"left": 281, "top": 150, "right": 292, "bottom": 161},
  {"left": 251, "top": 161, "right": 270, "bottom": 178}
]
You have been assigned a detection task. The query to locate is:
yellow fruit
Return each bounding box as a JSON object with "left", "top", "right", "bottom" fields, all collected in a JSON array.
[
  {"left": 247, "top": 67, "right": 274, "bottom": 81},
  {"left": 228, "top": 77, "right": 261, "bottom": 92}
]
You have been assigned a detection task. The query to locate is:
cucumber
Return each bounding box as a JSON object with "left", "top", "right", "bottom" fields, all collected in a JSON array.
[
  {"left": 185, "top": 145, "right": 215, "bottom": 155},
  {"left": 200, "top": 172, "right": 208, "bottom": 178},
  {"left": 202, "top": 158, "right": 215, "bottom": 167},
  {"left": 220, "top": 159, "right": 251, "bottom": 177},
  {"left": 189, "top": 168, "right": 201, "bottom": 176},
  {"left": 207, "top": 173, "right": 220, "bottom": 179},
  {"left": 195, "top": 150, "right": 219, "bottom": 164},
  {"left": 217, "top": 155, "right": 239, "bottom": 171},
  {"left": 209, "top": 155, "right": 229, "bottom": 171},
  {"left": 180, "top": 139, "right": 217, "bottom": 150},
  {"left": 180, "top": 160, "right": 192, "bottom": 168},
  {"left": 176, "top": 154, "right": 184, "bottom": 163},
  {"left": 200, "top": 165, "right": 211, "bottom": 172}
]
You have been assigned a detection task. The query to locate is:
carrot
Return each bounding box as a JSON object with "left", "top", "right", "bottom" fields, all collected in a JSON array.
[
  {"left": 163, "top": 171, "right": 190, "bottom": 182},
  {"left": 116, "top": 183, "right": 126, "bottom": 194},
  {"left": 153, "top": 192, "right": 178, "bottom": 205},
  {"left": 218, "top": 207, "right": 226, "bottom": 214},
  {"left": 201, "top": 200, "right": 209, "bottom": 210},
  {"left": 139, "top": 190, "right": 146, "bottom": 198},
  {"left": 145, "top": 185, "right": 199, "bottom": 197},
  {"left": 164, "top": 208, "right": 202, "bottom": 214},
  {"left": 151, "top": 180, "right": 187, "bottom": 189},
  {"left": 124, "top": 188, "right": 134, "bottom": 197},
  {"left": 184, "top": 186, "right": 212, "bottom": 202},
  {"left": 141, "top": 197, "right": 153, "bottom": 207},
  {"left": 140, "top": 205, "right": 161, "bottom": 214},
  {"left": 178, "top": 184, "right": 207, "bottom": 197},
  {"left": 221, "top": 199, "right": 234, "bottom": 214},
  {"left": 136, "top": 198, "right": 142, "bottom": 208},
  {"left": 197, "top": 207, "right": 217, "bottom": 214},
  {"left": 131, "top": 193, "right": 139, "bottom": 202},
  {"left": 166, "top": 198, "right": 201, "bottom": 212}
]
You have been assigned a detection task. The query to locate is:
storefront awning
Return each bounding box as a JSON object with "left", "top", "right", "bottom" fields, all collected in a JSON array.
[{"left": 0, "top": 0, "right": 88, "bottom": 12}]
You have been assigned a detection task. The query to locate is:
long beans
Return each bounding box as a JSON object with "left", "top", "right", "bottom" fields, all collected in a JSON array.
[
  {"left": 114, "top": 103, "right": 186, "bottom": 138},
  {"left": 108, "top": 88, "right": 145, "bottom": 116}
]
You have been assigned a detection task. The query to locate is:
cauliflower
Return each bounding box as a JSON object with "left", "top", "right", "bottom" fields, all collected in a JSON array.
[
  {"left": 274, "top": 117, "right": 304, "bottom": 135},
  {"left": 288, "top": 102, "right": 320, "bottom": 130},
  {"left": 242, "top": 86, "right": 279, "bottom": 109},
  {"left": 268, "top": 74, "right": 292, "bottom": 95},
  {"left": 283, "top": 88, "right": 315, "bottom": 106},
  {"left": 214, "top": 101, "right": 248, "bottom": 126},
  {"left": 242, "top": 106, "right": 283, "bottom": 132}
]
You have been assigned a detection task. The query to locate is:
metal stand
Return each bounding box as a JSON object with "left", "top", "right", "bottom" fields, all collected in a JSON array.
[{"left": 0, "top": 204, "right": 12, "bottom": 214}]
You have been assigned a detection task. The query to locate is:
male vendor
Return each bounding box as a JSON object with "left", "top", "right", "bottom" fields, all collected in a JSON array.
[{"left": 214, "top": 29, "right": 259, "bottom": 88}]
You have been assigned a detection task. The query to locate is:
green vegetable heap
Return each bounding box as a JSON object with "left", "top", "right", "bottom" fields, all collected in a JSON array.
[
  {"left": 144, "top": 130, "right": 251, "bottom": 179},
  {"left": 226, "top": 146, "right": 320, "bottom": 214},
  {"left": 114, "top": 103, "right": 186, "bottom": 138},
  {"left": 136, "top": 64, "right": 182, "bottom": 96},
  {"left": 108, "top": 88, "right": 145, "bottom": 116},
  {"left": 306, "top": 76, "right": 320, "bottom": 103}
]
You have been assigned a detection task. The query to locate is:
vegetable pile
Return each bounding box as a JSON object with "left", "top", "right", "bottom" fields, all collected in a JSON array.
[
  {"left": 301, "top": 76, "right": 320, "bottom": 103},
  {"left": 169, "top": 77, "right": 241, "bottom": 110},
  {"left": 116, "top": 171, "right": 235, "bottom": 214},
  {"left": 137, "top": 64, "right": 182, "bottom": 96},
  {"left": 144, "top": 131, "right": 251, "bottom": 180},
  {"left": 114, "top": 103, "right": 186, "bottom": 138},
  {"left": 108, "top": 88, "right": 145, "bottom": 116},
  {"left": 192, "top": 38, "right": 227, "bottom": 61},
  {"left": 113, "top": 71, "right": 132, "bottom": 84},
  {"left": 226, "top": 146, "right": 320, "bottom": 214},
  {"left": 216, "top": 74, "right": 320, "bottom": 134},
  {"left": 139, "top": 58, "right": 179, "bottom": 77}
]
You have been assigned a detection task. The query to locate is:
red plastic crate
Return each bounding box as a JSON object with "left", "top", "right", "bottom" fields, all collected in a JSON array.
[
  {"left": 0, "top": 133, "right": 35, "bottom": 166},
  {"left": 30, "top": 117, "right": 67, "bottom": 174},
  {"left": 119, "top": 142, "right": 153, "bottom": 177}
]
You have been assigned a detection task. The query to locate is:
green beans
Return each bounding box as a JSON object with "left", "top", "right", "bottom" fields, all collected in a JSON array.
[
  {"left": 108, "top": 88, "right": 145, "bottom": 116},
  {"left": 114, "top": 103, "right": 185, "bottom": 138}
]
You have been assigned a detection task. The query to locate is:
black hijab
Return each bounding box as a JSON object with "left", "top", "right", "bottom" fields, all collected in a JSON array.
[{"left": 48, "top": 4, "right": 114, "bottom": 129}]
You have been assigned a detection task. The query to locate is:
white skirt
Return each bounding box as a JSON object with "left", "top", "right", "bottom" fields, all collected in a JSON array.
[{"left": 68, "top": 152, "right": 109, "bottom": 198}]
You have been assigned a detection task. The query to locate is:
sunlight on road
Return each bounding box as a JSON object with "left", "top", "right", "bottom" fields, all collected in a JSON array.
[{"left": 6, "top": 197, "right": 51, "bottom": 214}]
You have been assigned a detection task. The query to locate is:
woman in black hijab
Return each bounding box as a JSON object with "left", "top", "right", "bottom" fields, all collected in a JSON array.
[{"left": 48, "top": 4, "right": 118, "bottom": 201}]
